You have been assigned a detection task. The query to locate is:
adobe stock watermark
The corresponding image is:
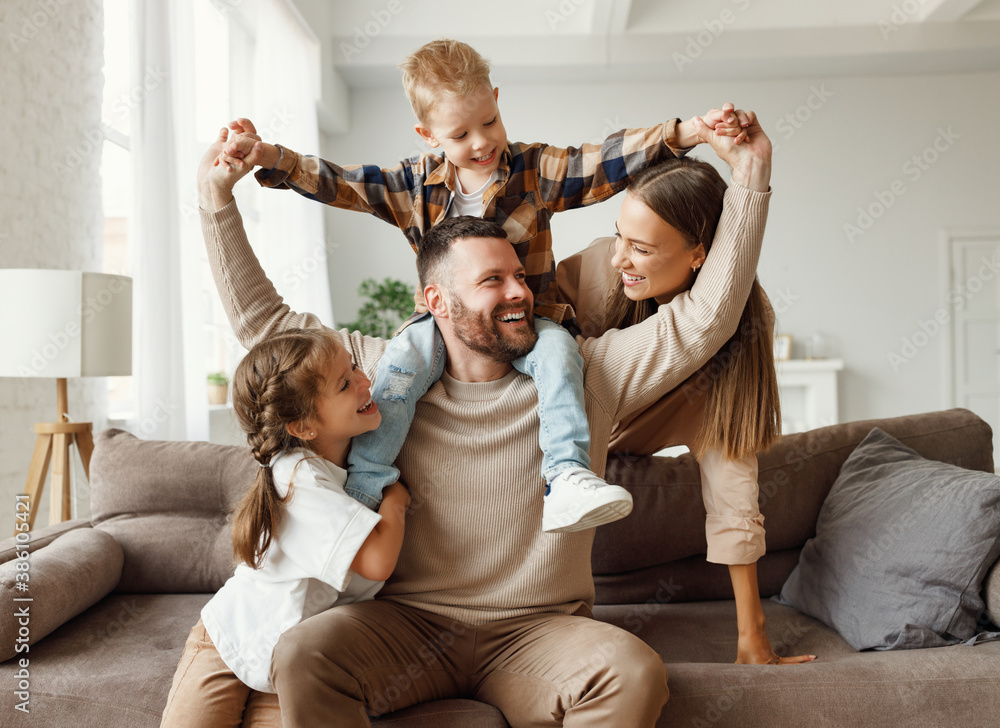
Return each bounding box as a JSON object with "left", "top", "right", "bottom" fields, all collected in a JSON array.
[
  {"left": 587, "top": 117, "right": 626, "bottom": 146},
  {"left": 688, "top": 616, "right": 814, "bottom": 726},
  {"left": 366, "top": 619, "right": 469, "bottom": 715},
  {"left": 13, "top": 274, "right": 130, "bottom": 377},
  {"left": 877, "top": 0, "right": 933, "bottom": 40},
  {"left": 282, "top": 237, "right": 344, "bottom": 291},
  {"left": 247, "top": 108, "right": 295, "bottom": 146},
  {"left": 213, "top": 0, "right": 245, "bottom": 20},
  {"left": 689, "top": 672, "right": 754, "bottom": 727},
  {"left": 44, "top": 599, "right": 147, "bottom": 697},
  {"left": 773, "top": 84, "right": 834, "bottom": 151},
  {"left": 758, "top": 419, "right": 837, "bottom": 509},
  {"left": 181, "top": 107, "right": 296, "bottom": 218},
  {"left": 683, "top": 310, "right": 773, "bottom": 404},
  {"left": 134, "top": 397, "right": 182, "bottom": 437},
  {"left": 672, "top": 0, "right": 751, "bottom": 73},
  {"left": 886, "top": 250, "right": 1000, "bottom": 373},
  {"left": 53, "top": 64, "right": 170, "bottom": 177},
  {"left": 546, "top": 0, "right": 587, "bottom": 29},
  {"left": 6, "top": 0, "right": 72, "bottom": 54},
  {"left": 622, "top": 577, "right": 685, "bottom": 634},
  {"left": 340, "top": 0, "right": 405, "bottom": 62},
  {"left": 214, "top": 108, "right": 296, "bottom": 165},
  {"left": 843, "top": 127, "right": 961, "bottom": 244}
]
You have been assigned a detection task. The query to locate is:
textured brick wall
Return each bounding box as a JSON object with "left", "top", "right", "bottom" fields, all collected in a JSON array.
[{"left": 0, "top": 0, "right": 106, "bottom": 533}]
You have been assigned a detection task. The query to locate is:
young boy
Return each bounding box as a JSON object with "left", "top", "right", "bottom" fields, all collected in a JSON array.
[{"left": 219, "top": 39, "right": 747, "bottom": 533}]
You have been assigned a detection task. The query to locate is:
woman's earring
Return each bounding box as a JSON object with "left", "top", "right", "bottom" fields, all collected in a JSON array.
[{"left": 692, "top": 263, "right": 702, "bottom": 272}]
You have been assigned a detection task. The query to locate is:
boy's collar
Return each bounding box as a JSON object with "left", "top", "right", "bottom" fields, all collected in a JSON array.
[{"left": 427, "top": 143, "right": 513, "bottom": 190}]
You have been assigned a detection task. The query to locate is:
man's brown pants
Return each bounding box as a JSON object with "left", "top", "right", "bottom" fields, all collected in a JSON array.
[{"left": 271, "top": 600, "right": 669, "bottom": 727}]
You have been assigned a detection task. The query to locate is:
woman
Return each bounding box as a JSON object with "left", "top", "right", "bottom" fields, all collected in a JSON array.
[{"left": 558, "top": 116, "right": 815, "bottom": 665}]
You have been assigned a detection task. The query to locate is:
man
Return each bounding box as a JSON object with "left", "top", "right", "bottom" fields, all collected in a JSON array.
[{"left": 197, "top": 116, "right": 771, "bottom": 727}]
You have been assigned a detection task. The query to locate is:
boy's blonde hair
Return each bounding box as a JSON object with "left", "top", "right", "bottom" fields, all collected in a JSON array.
[{"left": 398, "top": 39, "right": 492, "bottom": 125}]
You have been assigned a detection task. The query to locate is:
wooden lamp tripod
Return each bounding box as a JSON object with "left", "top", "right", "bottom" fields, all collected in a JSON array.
[
  {"left": 0, "top": 269, "right": 132, "bottom": 535},
  {"left": 22, "top": 378, "right": 96, "bottom": 530}
]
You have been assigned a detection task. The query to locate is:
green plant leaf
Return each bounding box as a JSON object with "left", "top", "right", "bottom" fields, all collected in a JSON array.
[{"left": 345, "top": 277, "right": 416, "bottom": 338}]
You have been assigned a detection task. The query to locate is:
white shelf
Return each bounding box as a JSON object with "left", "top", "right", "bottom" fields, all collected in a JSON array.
[
  {"left": 775, "top": 359, "right": 845, "bottom": 373},
  {"left": 776, "top": 358, "right": 845, "bottom": 434}
]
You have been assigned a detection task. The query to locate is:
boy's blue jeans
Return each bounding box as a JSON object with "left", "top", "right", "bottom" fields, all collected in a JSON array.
[{"left": 345, "top": 313, "right": 592, "bottom": 509}]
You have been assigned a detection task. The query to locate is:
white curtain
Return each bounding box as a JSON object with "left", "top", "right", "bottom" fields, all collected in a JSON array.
[
  {"left": 126, "top": 0, "right": 330, "bottom": 443},
  {"left": 250, "top": 0, "right": 334, "bottom": 326},
  {"left": 128, "top": 0, "right": 208, "bottom": 441}
]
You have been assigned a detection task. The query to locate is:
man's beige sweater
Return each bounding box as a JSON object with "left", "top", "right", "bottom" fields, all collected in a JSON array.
[{"left": 201, "top": 182, "right": 769, "bottom": 625}]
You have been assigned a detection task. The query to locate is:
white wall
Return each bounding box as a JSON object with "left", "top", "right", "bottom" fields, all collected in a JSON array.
[
  {"left": 0, "top": 0, "right": 106, "bottom": 532},
  {"left": 309, "top": 69, "right": 999, "bottom": 428}
]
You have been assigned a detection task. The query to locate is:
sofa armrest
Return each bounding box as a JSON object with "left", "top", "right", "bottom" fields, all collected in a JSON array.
[
  {"left": 0, "top": 518, "right": 93, "bottom": 566},
  {"left": 0, "top": 528, "right": 124, "bottom": 662}
]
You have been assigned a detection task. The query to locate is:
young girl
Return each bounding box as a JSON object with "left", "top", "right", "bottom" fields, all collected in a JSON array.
[
  {"left": 160, "top": 328, "right": 410, "bottom": 728},
  {"left": 558, "top": 133, "right": 815, "bottom": 665}
]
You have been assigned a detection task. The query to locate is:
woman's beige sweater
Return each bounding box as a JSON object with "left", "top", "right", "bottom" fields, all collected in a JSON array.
[{"left": 200, "top": 182, "right": 769, "bottom": 625}]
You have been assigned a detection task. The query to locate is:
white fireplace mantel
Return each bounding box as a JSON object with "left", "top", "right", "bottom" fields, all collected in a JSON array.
[{"left": 775, "top": 359, "right": 845, "bottom": 434}]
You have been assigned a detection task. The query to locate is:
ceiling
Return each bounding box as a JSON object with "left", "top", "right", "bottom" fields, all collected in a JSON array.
[{"left": 310, "top": 0, "right": 1000, "bottom": 87}]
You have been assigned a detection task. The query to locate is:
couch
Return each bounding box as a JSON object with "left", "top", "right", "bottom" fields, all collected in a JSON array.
[{"left": 3, "top": 408, "right": 999, "bottom": 727}]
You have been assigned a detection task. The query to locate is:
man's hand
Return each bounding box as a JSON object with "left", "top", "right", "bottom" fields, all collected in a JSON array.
[
  {"left": 692, "top": 110, "right": 772, "bottom": 192},
  {"left": 736, "top": 629, "right": 816, "bottom": 666},
  {"left": 197, "top": 127, "right": 264, "bottom": 212}
]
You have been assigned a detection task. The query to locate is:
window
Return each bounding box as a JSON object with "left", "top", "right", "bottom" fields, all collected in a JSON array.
[
  {"left": 100, "top": 0, "right": 326, "bottom": 424},
  {"left": 101, "top": 0, "right": 133, "bottom": 416}
]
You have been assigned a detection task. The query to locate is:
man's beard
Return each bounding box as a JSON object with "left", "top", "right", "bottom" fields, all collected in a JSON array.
[{"left": 449, "top": 294, "right": 538, "bottom": 363}]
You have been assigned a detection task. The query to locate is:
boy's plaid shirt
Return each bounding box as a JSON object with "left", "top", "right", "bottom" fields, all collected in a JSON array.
[{"left": 255, "top": 119, "right": 687, "bottom": 322}]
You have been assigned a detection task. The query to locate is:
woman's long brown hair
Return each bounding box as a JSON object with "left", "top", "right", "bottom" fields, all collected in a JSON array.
[
  {"left": 229, "top": 328, "right": 345, "bottom": 568},
  {"left": 605, "top": 157, "right": 780, "bottom": 460}
]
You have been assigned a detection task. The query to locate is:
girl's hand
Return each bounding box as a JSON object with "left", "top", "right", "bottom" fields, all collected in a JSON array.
[
  {"left": 222, "top": 117, "right": 282, "bottom": 170},
  {"left": 736, "top": 629, "right": 816, "bottom": 665},
  {"left": 380, "top": 481, "right": 411, "bottom": 516},
  {"left": 223, "top": 120, "right": 262, "bottom": 161},
  {"left": 197, "top": 127, "right": 265, "bottom": 211}
]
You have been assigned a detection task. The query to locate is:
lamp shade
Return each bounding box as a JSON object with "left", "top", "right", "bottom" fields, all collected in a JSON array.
[{"left": 0, "top": 269, "right": 132, "bottom": 378}]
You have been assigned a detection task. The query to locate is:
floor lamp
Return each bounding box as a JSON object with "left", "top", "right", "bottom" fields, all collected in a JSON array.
[{"left": 0, "top": 270, "right": 132, "bottom": 532}]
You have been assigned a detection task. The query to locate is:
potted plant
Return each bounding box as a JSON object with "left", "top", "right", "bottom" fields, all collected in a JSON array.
[
  {"left": 346, "top": 277, "right": 416, "bottom": 338},
  {"left": 206, "top": 371, "right": 230, "bottom": 405}
]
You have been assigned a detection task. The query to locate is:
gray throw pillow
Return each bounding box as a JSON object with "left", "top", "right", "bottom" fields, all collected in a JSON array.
[{"left": 777, "top": 427, "right": 1000, "bottom": 650}]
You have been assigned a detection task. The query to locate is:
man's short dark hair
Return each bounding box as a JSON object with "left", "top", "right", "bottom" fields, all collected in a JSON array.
[{"left": 416, "top": 216, "right": 508, "bottom": 289}]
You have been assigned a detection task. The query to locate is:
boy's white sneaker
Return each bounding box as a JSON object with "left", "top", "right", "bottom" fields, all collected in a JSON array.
[{"left": 542, "top": 467, "right": 633, "bottom": 533}]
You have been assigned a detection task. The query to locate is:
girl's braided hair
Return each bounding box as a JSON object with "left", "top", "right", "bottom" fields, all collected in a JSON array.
[{"left": 230, "top": 328, "right": 345, "bottom": 568}]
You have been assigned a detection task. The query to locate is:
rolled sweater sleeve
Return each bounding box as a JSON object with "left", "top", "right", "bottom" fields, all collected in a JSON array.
[
  {"left": 699, "top": 450, "right": 765, "bottom": 565},
  {"left": 580, "top": 181, "right": 770, "bottom": 424}
]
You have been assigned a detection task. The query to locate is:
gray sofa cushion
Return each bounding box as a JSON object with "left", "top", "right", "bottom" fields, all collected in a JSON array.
[
  {"left": 0, "top": 528, "right": 123, "bottom": 661},
  {"left": 89, "top": 429, "right": 256, "bottom": 593},
  {"left": 595, "top": 600, "right": 1000, "bottom": 728},
  {"left": 778, "top": 427, "right": 1000, "bottom": 650},
  {"left": 15, "top": 592, "right": 506, "bottom": 728},
  {"left": 986, "top": 562, "right": 1000, "bottom": 628},
  {"left": 595, "top": 408, "right": 996, "bottom": 604}
]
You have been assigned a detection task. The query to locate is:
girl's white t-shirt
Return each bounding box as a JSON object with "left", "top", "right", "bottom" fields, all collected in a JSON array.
[{"left": 201, "top": 448, "right": 383, "bottom": 692}]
